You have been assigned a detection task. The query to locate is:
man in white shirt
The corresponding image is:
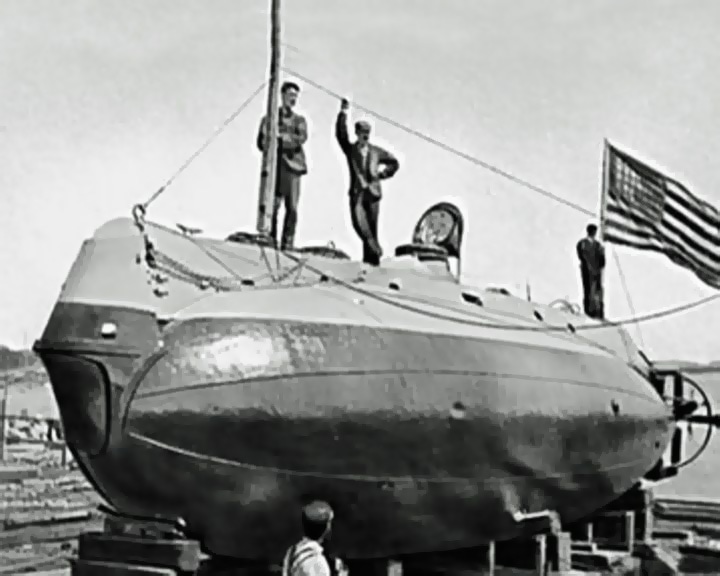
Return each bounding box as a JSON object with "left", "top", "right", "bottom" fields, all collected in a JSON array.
[{"left": 282, "top": 501, "right": 336, "bottom": 576}]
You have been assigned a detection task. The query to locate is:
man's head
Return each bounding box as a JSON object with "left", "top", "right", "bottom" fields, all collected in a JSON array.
[
  {"left": 355, "top": 120, "right": 372, "bottom": 145},
  {"left": 586, "top": 223, "right": 598, "bottom": 238},
  {"left": 281, "top": 81, "right": 300, "bottom": 109},
  {"left": 301, "top": 500, "right": 334, "bottom": 542}
]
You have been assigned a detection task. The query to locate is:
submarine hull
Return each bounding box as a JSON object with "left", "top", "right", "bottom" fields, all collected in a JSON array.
[{"left": 35, "top": 218, "right": 674, "bottom": 560}]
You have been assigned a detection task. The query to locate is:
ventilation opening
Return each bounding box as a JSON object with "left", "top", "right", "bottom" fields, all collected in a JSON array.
[
  {"left": 241, "top": 279, "right": 255, "bottom": 287},
  {"left": 533, "top": 310, "right": 544, "bottom": 321},
  {"left": 388, "top": 282, "right": 401, "bottom": 291},
  {"left": 462, "top": 292, "right": 483, "bottom": 306}
]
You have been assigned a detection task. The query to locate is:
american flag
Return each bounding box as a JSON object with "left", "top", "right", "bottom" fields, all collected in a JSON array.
[{"left": 602, "top": 143, "right": 720, "bottom": 289}]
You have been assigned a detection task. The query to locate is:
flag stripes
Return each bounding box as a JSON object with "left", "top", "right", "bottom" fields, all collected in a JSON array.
[{"left": 602, "top": 143, "right": 720, "bottom": 289}]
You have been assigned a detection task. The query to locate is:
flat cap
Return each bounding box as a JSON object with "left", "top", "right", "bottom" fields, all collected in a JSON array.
[
  {"left": 302, "top": 500, "right": 334, "bottom": 523},
  {"left": 355, "top": 120, "right": 372, "bottom": 132},
  {"left": 282, "top": 81, "right": 301, "bottom": 93}
]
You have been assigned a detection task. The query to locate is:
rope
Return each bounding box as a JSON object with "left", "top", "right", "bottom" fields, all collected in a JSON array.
[
  {"left": 139, "top": 80, "right": 267, "bottom": 210},
  {"left": 128, "top": 66, "right": 717, "bottom": 335},
  {"left": 612, "top": 248, "right": 646, "bottom": 348},
  {"left": 272, "top": 67, "right": 720, "bottom": 331},
  {"left": 282, "top": 66, "right": 596, "bottom": 218},
  {"left": 280, "top": 250, "right": 720, "bottom": 332}
]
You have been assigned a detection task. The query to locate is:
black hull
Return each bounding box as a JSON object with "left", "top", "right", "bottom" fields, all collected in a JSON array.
[{"left": 37, "top": 299, "right": 673, "bottom": 560}]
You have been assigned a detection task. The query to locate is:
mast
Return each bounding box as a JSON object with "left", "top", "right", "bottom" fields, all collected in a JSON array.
[
  {"left": 255, "top": 0, "right": 282, "bottom": 236},
  {"left": 598, "top": 138, "right": 611, "bottom": 241}
]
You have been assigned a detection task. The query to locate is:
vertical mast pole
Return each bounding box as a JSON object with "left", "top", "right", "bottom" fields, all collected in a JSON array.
[
  {"left": 256, "top": 0, "right": 282, "bottom": 236},
  {"left": 598, "top": 139, "right": 611, "bottom": 241}
]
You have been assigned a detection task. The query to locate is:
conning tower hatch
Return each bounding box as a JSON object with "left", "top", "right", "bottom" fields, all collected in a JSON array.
[{"left": 395, "top": 202, "right": 465, "bottom": 280}]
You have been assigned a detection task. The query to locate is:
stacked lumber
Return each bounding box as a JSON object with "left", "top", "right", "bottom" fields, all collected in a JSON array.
[{"left": 0, "top": 466, "right": 102, "bottom": 573}]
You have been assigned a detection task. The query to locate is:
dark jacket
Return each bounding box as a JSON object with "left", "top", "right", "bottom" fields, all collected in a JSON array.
[
  {"left": 576, "top": 237, "right": 606, "bottom": 275},
  {"left": 335, "top": 111, "right": 399, "bottom": 199},
  {"left": 257, "top": 107, "right": 308, "bottom": 175}
]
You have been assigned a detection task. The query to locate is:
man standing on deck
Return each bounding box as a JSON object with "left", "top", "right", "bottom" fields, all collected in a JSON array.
[
  {"left": 335, "top": 97, "right": 400, "bottom": 266},
  {"left": 256, "top": 81, "right": 309, "bottom": 250},
  {"left": 576, "top": 223, "right": 606, "bottom": 320},
  {"left": 282, "top": 501, "right": 338, "bottom": 576}
]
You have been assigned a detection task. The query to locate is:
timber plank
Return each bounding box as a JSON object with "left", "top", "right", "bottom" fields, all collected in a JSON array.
[
  {"left": 71, "top": 559, "right": 176, "bottom": 576},
  {"left": 0, "top": 518, "right": 102, "bottom": 547},
  {"left": 78, "top": 531, "right": 201, "bottom": 571}
]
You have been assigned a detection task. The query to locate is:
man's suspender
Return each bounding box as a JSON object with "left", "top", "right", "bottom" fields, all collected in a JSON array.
[{"left": 286, "top": 542, "right": 321, "bottom": 576}]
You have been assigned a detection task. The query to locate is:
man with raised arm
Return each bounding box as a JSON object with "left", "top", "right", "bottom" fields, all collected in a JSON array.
[
  {"left": 335, "top": 97, "right": 400, "bottom": 266},
  {"left": 256, "top": 81, "right": 309, "bottom": 250}
]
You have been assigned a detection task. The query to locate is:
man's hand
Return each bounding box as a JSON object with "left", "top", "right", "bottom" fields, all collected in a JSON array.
[{"left": 340, "top": 98, "right": 349, "bottom": 112}]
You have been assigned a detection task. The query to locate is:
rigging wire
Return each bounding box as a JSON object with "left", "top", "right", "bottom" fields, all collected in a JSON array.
[
  {"left": 279, "top": 250, "right": 720, "bottom": 332},
  {"left": 612, "top": 248, "right": 646, "bottom": 349},
  {"left": 140, "top": 80, "right": 268, "bottom": 210},
  {"left": 129, "top": 67, "right": 719, "bottom": 334},
  {"left": 282, "top": 66, "right": 596, "bottom": 218},
  {"left": 279, "top": 53, "right": 686, "bottom": 343}
]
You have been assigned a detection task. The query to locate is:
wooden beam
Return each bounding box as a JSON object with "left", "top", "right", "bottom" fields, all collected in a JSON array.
[{"left": 78, "top": 531, "right": 201, "bottom": 572}]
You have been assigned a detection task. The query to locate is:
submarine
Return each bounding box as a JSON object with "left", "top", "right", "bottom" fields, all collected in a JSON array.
[
  {"left": 33, "top": 200, "right": 676, "bottom": 560},
  {"left": 32, "top": 0, "right": 682, "bottom": 562}
]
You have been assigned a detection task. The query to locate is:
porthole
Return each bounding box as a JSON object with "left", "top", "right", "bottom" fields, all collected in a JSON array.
[{"left": 462, "top": 292, "right": 483, "bottom": 306}]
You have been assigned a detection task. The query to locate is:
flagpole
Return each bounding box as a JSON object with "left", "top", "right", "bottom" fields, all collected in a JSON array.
[{"left": 598, "top": 139, "right": 611, "bottom": 242}]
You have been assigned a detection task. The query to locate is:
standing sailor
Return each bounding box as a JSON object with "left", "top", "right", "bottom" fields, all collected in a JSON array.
[
  {"left": 335, "top": 97, "right": 400, "bottom": 266},
  {"left": 576, "top": 223, "right": 606, "bottom": 320},
  {"left": 282, "top": 501, "right": 336, "bottom": 576},
  {"left": 256, "top": 81, "right": 309, "bottom": 250}
]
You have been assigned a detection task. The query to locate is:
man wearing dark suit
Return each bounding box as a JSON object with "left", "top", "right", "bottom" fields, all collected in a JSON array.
[
  {"left": 335, "top": 98, "right": 400, "bottom": 266},
  {"left": 576, "top": 223, "right": 606, "bottom": 319},
  {"left": 256, "top": 81, "right": 308, "bottom": 250}
]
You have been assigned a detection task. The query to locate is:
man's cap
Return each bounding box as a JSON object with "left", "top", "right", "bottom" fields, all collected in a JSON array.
[
  {"left": 282, "top": 81, "right": 301, "bottom": 93},
  {"left": 586, "top": 223, "right": 598, "bottom": 233},
  {"left": 355, "top": 120, "right": 372, "bottom": 133},
  {"left": 302, "top": 500, "right": 334, "bottom": 523}
]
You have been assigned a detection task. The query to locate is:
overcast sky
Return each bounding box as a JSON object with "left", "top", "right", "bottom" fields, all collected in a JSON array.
[{"left": 2, "top": 0, "right": 719, "bottom": 362}]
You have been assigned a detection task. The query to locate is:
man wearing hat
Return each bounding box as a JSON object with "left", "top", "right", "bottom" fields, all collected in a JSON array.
[
  {"left": 335, "top": 97, "right": 400, "bottom": 266},
  {"left": 282, "top": 500, "right": 336, "bottom": 576},
  {"left": 256, "top": 80, "right": 309, "bottom": 250},
  {"left": 576, "top": 222, "right": 606, "bottom": 319}
]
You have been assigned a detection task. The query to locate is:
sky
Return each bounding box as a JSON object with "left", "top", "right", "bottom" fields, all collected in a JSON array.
[{"left": 1, "top": 0, "right": 719, "bottom": 362}]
